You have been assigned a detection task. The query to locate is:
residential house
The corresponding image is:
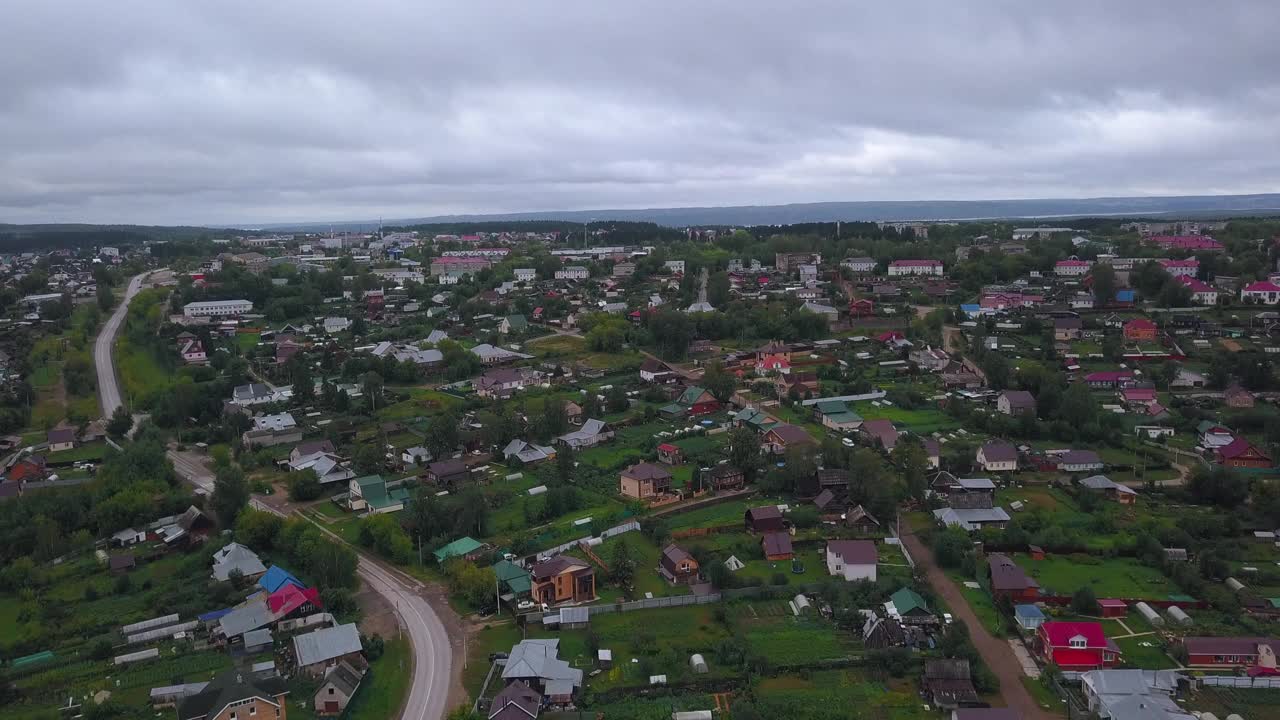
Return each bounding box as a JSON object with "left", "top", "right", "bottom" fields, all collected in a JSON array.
[
  {"left": 289, "top": 451, "right": 354, "bottom": 486},
  {"left": 862, "top": 614, "right": 907, "bottom": 649},
  {"left": 500, "top": 639, "right": 583, "bottom": 704},
  {"left": 762, "top": 423, "right": 817, "bottom": 454},
  {"left": 639, "top": 357, "right": 676, "bottom": 383},
  {"left": 933, "top": 506, "right": 1011, "bottom": 532},
  {"left": 530, "top": 556, "right": 595, "bottom": 606},
  {"left": 494, "top": 560, "right": 533, "bottom": 604},
  {"left": 1080, "top": 669, "right": 1191, "bottom": 720},
  {"left": 997, "top": 390, "right": 1036, "bottom": 416},
  {"left": 825, "top": 540, "right": 878, "bottom": 582},
  {"left": 988, "top": 554, "right": 1039, "bottom": 602},
  {"left": 557, "top": 418, "right": 614, "bottom": 449},
  {"left": 745, "top": 505, "right": 786, "bottom": 533},
  {"left": 476, "top": 367, "right": 539, "bottom": 398},
  {"left": 1056, "top": 449, "right": 1104, "bottom": 473},
  {"left": 1079, "top": 475, "right": 1138, "bottom": 504},
  {"left": 176, "top": 669, "right": 289, "bottom": 720},
  {"left": 910, "top": 346, "right": 951, "bottom": 372},
  {"left": 424, "top": 456, "right": 471, "bottom": 484},
  {"left": 887, "top": 259, "right": 943, "bottom": 276},
  {"left": 859, "top": 419, "right": 899, "bottom": 451},
  {"left": 976, "top": 440, "right": 1018, "bottom": 472},
  {"left": 761, "top": 531, "right": 793, "bottom": 560},
  {"left": 293, "top": 623, "right": 364, "bottom": 678},
  {"left": 1084, "top": 370, "right": 1136, "bottom": 390},
  {"left": 554, "top": 266, "right": 589, "bottom": 281},
  {"left": 211, "top": 543, "right": 268, "bottom": 582},
  {"left": 433, "top": 536, "right": 487, "bottom": 564},
  {"left": 887, "top": 587, "right": 935, "bottom": 625},
  {"left": 488, "top": 681, "right": 542, "bottom": 720},
  {"left": 290, "top": 440, "right": 335, "bottom": 464},
  {"left": 498, "top": 315, "right": 529, "bottom": 335},
  {"left": 1176, "top": 275, "right": 1218, "bottom": 304},
  {"left": 1054, "top": 317, "right": 1083, "bottom": 341},
  {"left": 180, "top": 338, "right": 208, "bottom": 364},
  {"left": 812, "top": 400, "right": 863, "bottom": 432},
  {"left": 706, "top": 464, "right": 745, "bottom": 491},
  {"left": 659, "top": 544, "right": 700, "bottom": 585},
  {"left": 1224, "top": 384, "right": 1255, "bottom": 408},
  {"left": 661, "top": 386, "right": 720, "bottom": 417},
  {"left": 502, "top": 439, "right": 556, "bottom": 465},
  {"left": 1055, "top": 259, "right": 1091, "bottom": 277},
  {"left": 1197, "top": 420, "right": 1235, "bottom": 448},
  {"left": 923, "top": 438, "right": 941, "bottom": 469},
  {"left": 47, "top": 428, "right": 76, "bottom": 452},
  {"left": 1181, "top": 636, "right": 1280, "bottom": 669},
  {"left": 1215, "top": 438, "right": 1273, "bottom": 469},
  {"left": 1123, "top": 318, "right": 1158, "bottom": 342},
  {"left": 314, "top": 660, "right": 365, "bottom": 716},
  {"left": 1242, "top": 281, "right": 1280, "bottom": 304},
  {"left": 1036, "top": 621, "right": 1121, "bottom": 671},
  {"left": 846, "top": 505, "right": 881, "bottom": 534},
  {"left": 798, "top": 467, "right": 849, "bottom": 500},
  {"left": 619, "top": 462, "right": 672, "bottom": 500},
  {"left": 348, "top": 475, "right": 410, "bottom": 514},
  {"left": 656, "top": 443, "right": 682, "bottom": 465},
  {"left": 922, "top": 659, "right": 980, "bottom": 709}
]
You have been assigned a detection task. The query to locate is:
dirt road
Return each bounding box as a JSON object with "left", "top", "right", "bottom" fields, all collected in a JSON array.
[{"left": 900, "top": 530, "right": 1057, "bottom": 720}]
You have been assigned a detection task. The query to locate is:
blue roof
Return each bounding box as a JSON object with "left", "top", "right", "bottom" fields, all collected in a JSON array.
[
  {"left": 198, "top": 607, "right": 234, "bottom": 623},
  {"left": 960, "top": 304, "right": 980, "bottom": 311},
  {"left": 258, "top": 565, "right": 304, "bottom": 594},
  {"left": 1014, "top": 604, "right": 1045, "bottom": 619},
  {"left": 1115, "top": 289, "right": 1136, "bottom": 302}
]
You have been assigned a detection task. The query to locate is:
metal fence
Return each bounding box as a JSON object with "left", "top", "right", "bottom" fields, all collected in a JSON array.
[
  {"left": 1200, "top": 675, "right": 1280, "bottom": 689},
  {"left": 537, "top": 520, "right": 640, "bottom": 560}
]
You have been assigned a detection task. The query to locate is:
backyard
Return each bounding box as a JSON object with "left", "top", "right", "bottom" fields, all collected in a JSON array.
[{"left": 1012, "top": 554, "right": 1178, "bottom": 599}]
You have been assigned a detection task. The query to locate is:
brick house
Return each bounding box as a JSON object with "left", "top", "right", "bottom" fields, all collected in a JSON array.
[
  {"left": 1123, "top": 318, "right": 1158, "bottom": 342},
  {"left": 659, "top": 544, "right": 700, "bottom": 585},
  {"left": 177, "top": 669, "right": 290, "bottom": 720},
  {"left": 619, "top": 462, "right": 673, "bottom": 500}
]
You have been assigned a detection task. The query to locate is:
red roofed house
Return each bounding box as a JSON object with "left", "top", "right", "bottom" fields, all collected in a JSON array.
[
  {"left": 7, "top": 457, "right": 45, "bottom": 483},
  {"left": 1083, "top": 370, "right": 1135, "bottom": 390},
  {"left": 1123, "top": 318, "right": 1157, "bottom": 342},
  {"left": 656, "top": 443, "right": 682, "bottom": 465},
  {"left": 756, "top": 353, "right": 791, "bottom": 375},
  {"left": 1176, "top": 275, "right": 1219, "bottom": 305},
  {"left": 268, "top": 584, "right": 322, "bottom": 618},
  {"left": 1182, "top": 636, "right": 1280, "bottom": 671},
  {"left": 1242, "top": 281, "right": 1280, "bottom": 305},
  {"left": 1054, "top": 259, "right": 1091, "bottom": 277},
  {"left": 849, "top": 298, "right": 874, "bottom": 318},
  {"left": 1036, "top": 621, "right": 1121, "bottom": 671},
  {"left": 1215, "top": 438, "right": 1273, "bottom": 469}
]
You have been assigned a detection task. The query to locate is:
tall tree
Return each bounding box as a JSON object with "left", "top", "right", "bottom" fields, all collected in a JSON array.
[
  {"left": 728, "top": 426, "right": 762, "bottom": 480},
  {"left": 1091, "top": 263, "right": 1117, "bottom": 308},
  {"left": 702, "top": 361, "right": 737, "bottom": 402},
  {"left": 210, "top": 464, "right": 250, "bottom": 528}
]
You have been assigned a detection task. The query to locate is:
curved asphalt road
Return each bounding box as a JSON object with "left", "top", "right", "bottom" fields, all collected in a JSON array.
[
  {"left": 94, "top": 271, "right": 153, "bottom": 418},
  {"left": 252, "top": 500, "right": 454, "bottom": 720}
]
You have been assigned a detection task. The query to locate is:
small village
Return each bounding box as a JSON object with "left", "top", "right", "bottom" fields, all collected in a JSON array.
[{"left": 1, "top": 217, "right": 1280, "bottom": 720}]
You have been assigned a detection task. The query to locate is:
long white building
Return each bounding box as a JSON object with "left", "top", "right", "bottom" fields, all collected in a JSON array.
[{"left": 183, "top": 299, "right": 253, "bottom": 318}]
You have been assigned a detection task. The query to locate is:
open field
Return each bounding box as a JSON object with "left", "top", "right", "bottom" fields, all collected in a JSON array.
[
  {"left": 1013, "top": 554, "right": 1178, "bottom": 599},
  {"left": 344, "top": 637, "right": 412, "bottom": 720}
]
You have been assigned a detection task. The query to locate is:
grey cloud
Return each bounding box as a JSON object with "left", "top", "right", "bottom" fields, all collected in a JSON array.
[{"left": 1, "top": 1, "right": 1279, "bottom": 225}]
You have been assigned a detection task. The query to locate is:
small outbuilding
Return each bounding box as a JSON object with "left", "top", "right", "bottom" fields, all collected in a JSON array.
[
  {"left": 1097, "top": 599, "right": 1128, "bottom": 618},
  {"left": 689, "top": 654, "right": 708, "bottom": 674}
]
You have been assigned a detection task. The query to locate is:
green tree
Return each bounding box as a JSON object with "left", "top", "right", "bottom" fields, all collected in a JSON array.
[
  {"left": 210, "top": 464, "right": 250, "bottom": 528},
  {"left": 1072, "top": 586, "right": 1100, "bottom": 615},
  {"left": 728, "top": 426, "right": 762, "bottom": 480},
  {"left": 235, "top": 508, "right": 283, "bottom": 550},
  {"left": 556, "top": 445, "right": 576, "bottom": 483},
  {"left": 287, "top": 468, "right": 322, "bottom": 501},
  {"left": 702, "top": 361, "right": 737, "bottom": 402},
  {"left": 892, "top": 438, "right": 930, "bottom": 502},
  {"left": 610, "top": 537, "right": 637, "bottom": 588},
  {"left": 96, "top": 283, "right": 116, "bottom": 312},
  {"left": 106, "top": 405, "right": 134, "bottom": 438},
  {"left": 426, "top": 409, "right": 462, "bottom": 458},
  {"left": 1091, "top": 263, "right": 1117, "bottom": 307}
]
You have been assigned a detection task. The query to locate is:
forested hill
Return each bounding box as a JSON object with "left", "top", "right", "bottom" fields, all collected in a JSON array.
[{"left": 0, "top": 224, "right": 239, "bottom": 252}]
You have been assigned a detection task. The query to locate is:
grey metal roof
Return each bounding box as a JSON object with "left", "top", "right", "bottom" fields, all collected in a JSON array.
[
  {"left": 218, "top": 597, "right": 273, "bottom": 638},
  {"left": 501, "top": 639, "right": 582, "bottom": 688},
  {"left": 293, "top": 623, "right": 362, "bottom": 667},
  {"left": 211, "top": 543, "right": 267, "bottom": 581},
  {"left": 242, "top": 628, "right": 273, "bottom": 648}
]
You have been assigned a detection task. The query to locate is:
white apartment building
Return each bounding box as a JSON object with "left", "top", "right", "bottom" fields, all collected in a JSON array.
[
  {"left": 514, "top": 268, "right": 537, "bottom": 282},
  {"left": 556, "top": 266, "right": 590, "bottom": 280},
  {"left": 183, "top": 299, "right": 254, "bottom": 318},
  {"left": 887, "top": 260, "right": 944, "bottom": 276}
]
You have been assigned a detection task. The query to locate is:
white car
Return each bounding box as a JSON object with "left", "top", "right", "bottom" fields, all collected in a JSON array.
[{"left": 516, "top": 600, "right": 535, "bottom": 611}]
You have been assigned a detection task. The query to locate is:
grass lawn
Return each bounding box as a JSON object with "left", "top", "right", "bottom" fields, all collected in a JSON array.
[
  {"left": 1014, "top": 554, "right": 1177, "bottom": 599},
  {"left": 1021, "top": 676, "right": 1069, "bottom": 717},
  {"left": 851, "top": 401, "right": 961, "bottom": 434},
  {"left": 753, "top": 670, "right": 934, "bottom": 719},
  {"left": 1188, "top": 687, "right": 1280, "bottom": 720},
  {"left": 583, "top": 533, "right": 691, "bottom": 600},
  {"left": 1113, "top": 635, "right": 1176, "bottom": 669},
  {"left": 735, "top": 545, "right": 823, "bottom": 587},
  {"left": 378, "top": 387, "right": 464, "bottom": 421},
  {"left": 46, "top": 442, "right": 110, "bottom": 464},
  {"left": 345, "top": 637, "right": 412, "bottom": 720},
  {"left": 29, "top": 365, "right": 58, "bottom": 388},
  {"left": 946, "top": 571, "right": 1005, "bottom": 637},
  {"left": 464, "top": 623, "right": 523, "bottom": 698},
  {"left": 117, "top": 337, "right": 175, "bottom": 409},
  {"left": 236, "top": 331, "right": 261, "bottom": 352}
]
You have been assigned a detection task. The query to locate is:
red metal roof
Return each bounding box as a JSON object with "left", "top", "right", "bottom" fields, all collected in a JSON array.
[{"left": 1042, "top": 621, "right": 1107, "bottom": 648}]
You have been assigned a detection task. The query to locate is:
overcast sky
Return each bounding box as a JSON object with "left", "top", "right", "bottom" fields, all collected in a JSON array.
[{"left": 2, "top": 1, "right": 1279, "bottom": 226}]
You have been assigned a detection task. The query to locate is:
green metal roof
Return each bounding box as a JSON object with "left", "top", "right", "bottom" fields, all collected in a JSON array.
[
  {"left": 494, "top": 559, "right": 532, "bottom": 595},
  {"left": 890, "top": 587, "right": 931, "bottom": 616},
  {"left": 814, "top": 400, "right": 848, "bottom": 414},
  {"left": 12, "top": 650, "right": 54, "bottom": 668},
  {"left": 434, "top": 536, "right": 484, "bottom": 563},
  {"left": 677, "top": 386, "right": 710, "bottom": 405}
]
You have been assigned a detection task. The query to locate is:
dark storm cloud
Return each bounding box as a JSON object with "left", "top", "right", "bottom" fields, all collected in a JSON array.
[{"left": 1, "top": 1, "right": 1278, "bottom": 224}]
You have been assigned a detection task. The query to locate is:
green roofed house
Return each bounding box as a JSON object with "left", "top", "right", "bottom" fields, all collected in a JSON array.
[
  {"left": 434, "top": 536, "right": 487, "bottom": 564},
  {"left": 347, "top": 475, "right": 410, "bottom": 515},
  {"left": 812, "top": 400, "right": 864, "bottom": 432},
  {"left": 660, "top": 386, "right": 721, "bottom": 418},
  {"left": 499, "top": 314, "right": 529, "bottom": 335},
  {"left": 495, "top": 559, "right": 533, "bottom": 602},
  {"left": 734, "top": 407, "right": 778, "bottom": 432},
  {"left": 888, "top": 587, "right": 935, "bottom": 625}
]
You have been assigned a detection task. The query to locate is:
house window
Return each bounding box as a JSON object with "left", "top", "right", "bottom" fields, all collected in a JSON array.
[
  {"left": 250, "top": 708, "right": 257, "bottom": 716},
  {"left": 1069, "top": 637, "right": 1086, "bottom": 649},
  {"left": 329, "top": 688, "right": 336, "bottom": 694}
]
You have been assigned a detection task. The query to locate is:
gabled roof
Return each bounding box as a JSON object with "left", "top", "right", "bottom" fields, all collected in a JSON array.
[
  {"left": 623, "top": 462, "right": 671, "bottom": 481},
  {"left": 293, "top": 622, "right": 362, "bottom": 667},
  {"left": 259, "top": 565, "right": 305, "bottom": 594},
  {"left": 979, "top": 440, "right": 1017, "bottom": 462},
  {"left": 765, "top": 423, "right": 815, "bottom": 445},
  {"left": 890, "top": 587, "right": 930, "bottom": 616},
  {"left": 988, "top": 554, "right": 1038, "bottom": 592},
  {"left": 1041, "top": 621, "right": 1108, "bottom": 648},
  {"left": 211, "top": 543, "right": 267, "bottom": 581},
  {"left": 827, "top": 540, "right": 877, "bottom": 565},
  {"left": 267, "top": 584, "right": 321, "bottom": 615},
  {"left": 761, "top": 531, "right": 793, "bottom": 556},
  {"left": 177, "top": 669, "right": 288, "bottom": 720},
  {"left": 434, "top": 536, "right": 485, "bottom": 563}
]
